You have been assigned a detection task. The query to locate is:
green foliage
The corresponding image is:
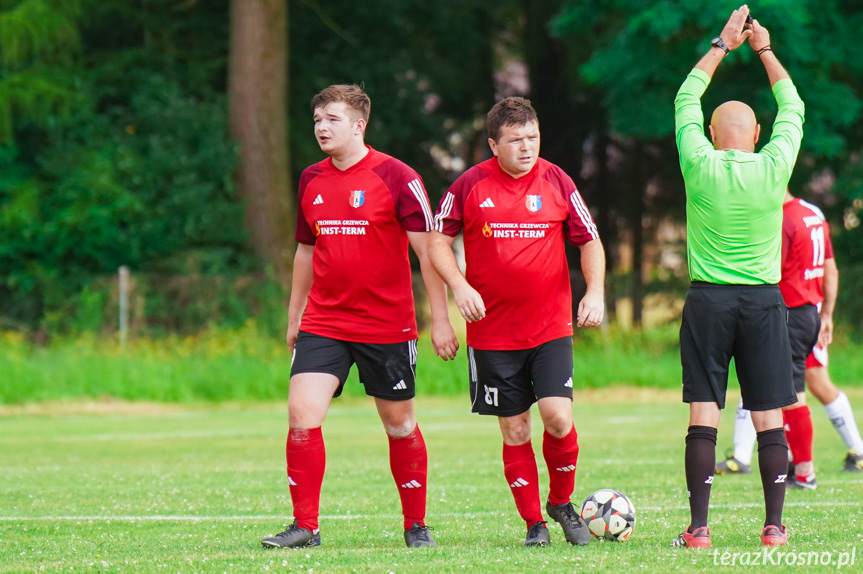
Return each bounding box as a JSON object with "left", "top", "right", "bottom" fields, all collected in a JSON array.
[
  {"left": 0, "top": 0, "right": 84, "bottom": 141},
  {"left": 0, "top": 0, "right": 82, "bottom": 66},
  {"left": 0, "top": 1, "right": 245, "bottom": 331}
]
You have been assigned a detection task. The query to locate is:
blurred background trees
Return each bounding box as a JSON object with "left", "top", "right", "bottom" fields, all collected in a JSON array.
[{"left": 0, "top": 0, "right": 861, "bottom": 338}]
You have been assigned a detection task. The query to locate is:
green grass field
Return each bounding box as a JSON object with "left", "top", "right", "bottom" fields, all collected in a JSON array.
[{"left": 2, "top": 391, "right": 862, "bottom": 573}]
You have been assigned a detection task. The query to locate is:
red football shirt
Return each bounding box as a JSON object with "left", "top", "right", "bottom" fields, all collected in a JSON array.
[
  {"left": 296, "top": 147, "right": 434, "bottom": 343},
  {"left": 779, "top": 198, "right": 833, "bottom": 308},
  {"left": 434, "top": 158, "right": 599, "bottom": 350}
]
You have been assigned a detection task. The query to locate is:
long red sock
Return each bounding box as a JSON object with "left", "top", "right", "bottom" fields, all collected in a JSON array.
[
  {"left": 287, "top": 427, "right": 325, "bottom": 533},
  {"left": 783, "top": 407, "right": 813, "bottom": 476},
  {"left": 503, "top": 441, "right": 543, "bottom": 527},
  {"left": 388, "top": 425, "right": 428, "bottom": 530},
  {"left": 542, "top": 426, "right": 579, "bottom": 506}
]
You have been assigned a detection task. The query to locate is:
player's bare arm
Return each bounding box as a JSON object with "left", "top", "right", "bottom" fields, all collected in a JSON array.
[
  {"left": 408, "top": 231, "right": 459, "bottom": 360},
  {"left": 427, "top": 231, "right": 486, "bottom": 323},
  {"left": 694, "top": 5, "right": 752, "bottom": 78},
  {"left": 819, "top": 257, "right": 838, "bottom": 347},
  {"left": 576, "top": 238, "right": 606, "bottom": 328},
  {"left": 747, "top": 18, "right": 790, "bottom": 86},
  {"left": 286, "top": 243, "right": 314, "bottom": 352}
]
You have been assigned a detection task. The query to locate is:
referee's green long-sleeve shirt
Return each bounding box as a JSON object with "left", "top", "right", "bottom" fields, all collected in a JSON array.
[{"left": 675, "top": 68, "right": 805, "bottom": 285}]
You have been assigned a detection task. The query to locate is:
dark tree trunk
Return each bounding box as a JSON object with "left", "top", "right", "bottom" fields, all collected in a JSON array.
[
  {"left": 228, "top": 0, "right": 293, "bottom": 289},
  {"left": 630, "top": 142, "right": 645, "bottom": 327}
]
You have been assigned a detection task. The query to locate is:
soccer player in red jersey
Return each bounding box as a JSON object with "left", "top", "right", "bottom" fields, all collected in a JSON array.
[
  {"left": 716, "top": 191, "right": 863, "bottom": 482},
  {"left": 428, "top": 97, "right": 606, "bottom": 547},
  {"left": 261, "top": 85, "right": 459, "bottom": 550}
]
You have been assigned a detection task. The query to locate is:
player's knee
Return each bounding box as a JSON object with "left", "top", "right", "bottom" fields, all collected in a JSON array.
[
  {"left": 384, "top": 418, "right": 416, "bottom": 438},
  {"left": 499, "top": 418, "right": 531, "bottom": 445},
  {"left": 539, "top": 408, "right": 573, "bottom": 438}
]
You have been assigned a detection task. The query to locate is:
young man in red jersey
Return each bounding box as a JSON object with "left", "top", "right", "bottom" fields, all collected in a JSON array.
[
  {"left": 428, "top": 97, "right": 605, "bottom": 547},
  {"left": 716, "top": 191, "right": 863, "bottom": 483},
  {"left": 261, "top": 84, "right": 459, "bottom": 550}
]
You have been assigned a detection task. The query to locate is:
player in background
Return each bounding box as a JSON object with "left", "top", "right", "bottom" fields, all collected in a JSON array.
[
  {"left": 428, "top": 97, "right": 605, "bottom": 547},
  {"left": 716, "top": 192, "right": 863, "bottom": 484},
  {"left": 261, "top": 84, "right": 459, "bottom": 550},
  {"left": 672, "top": 6, "right": 804, "bottom": 549}
]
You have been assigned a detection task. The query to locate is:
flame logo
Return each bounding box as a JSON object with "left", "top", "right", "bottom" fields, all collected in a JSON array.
[
  {"left": 482, "top": 222, "right": 492, "bottom": 237},
  {"left": 315, "top": 222, "right": 321, "bottom": 236}
]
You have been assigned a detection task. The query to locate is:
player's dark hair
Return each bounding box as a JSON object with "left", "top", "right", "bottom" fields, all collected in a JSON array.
[
  {"left": 486, "top": 97, "right": 538, "bottom": 142},
  {"left": 311, "top": 84, "right": 371, "bottom": 122}
]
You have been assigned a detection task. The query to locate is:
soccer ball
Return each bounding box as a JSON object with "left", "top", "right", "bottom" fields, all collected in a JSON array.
[{"left": 579, "top": 489, "right": 636, "bottom": 541}]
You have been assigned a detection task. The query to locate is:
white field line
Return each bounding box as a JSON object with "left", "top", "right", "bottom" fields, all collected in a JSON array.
[{"left": 0, "top": 499, "right": 860, "bottom": 522}]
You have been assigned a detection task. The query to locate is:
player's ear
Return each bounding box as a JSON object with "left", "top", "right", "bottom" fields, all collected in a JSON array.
[
  {"left": 708, "top": 125, "right": 717, "bottom": 147},
  {"left": 488, "top": 137, "right": 498, "bottom": 156},
  {"left": 754, "top": 124, "right": 761, "bottom": 145},
  {"left": 355, "top": 118, "right": 367, "bottom": 136}
]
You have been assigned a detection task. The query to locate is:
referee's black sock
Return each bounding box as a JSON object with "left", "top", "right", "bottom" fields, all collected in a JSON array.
[
  {"left": 757, "top": 428, "right": 788, "bottom": 528},
  {"left": 685, "top": 425, "right": 717, "bottom": 531}
]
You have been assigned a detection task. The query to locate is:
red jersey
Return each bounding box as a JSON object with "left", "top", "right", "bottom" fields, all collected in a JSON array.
[
  {"left": 296, "top": 147, "right": 434, "bottom": 343},
  {"left": 779, "top": 198, "right": 833, "bottom": 308},
  {"left": 434, "top": 158, "right": 599, "bottom": 350}
]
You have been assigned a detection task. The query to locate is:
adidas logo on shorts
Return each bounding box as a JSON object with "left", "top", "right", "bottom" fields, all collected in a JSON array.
[
  {"left": 393, "top": 380, "right": 407, "bottom": 390},
  {"left": 555, "top": 465, "right": 576, "bottom": 472},
  {"left": 564, "top": 377, "right": 573, "bottom": 388},
  {"left": 400, "top": 480, "right": 422, "bottom": 489},
  {"left": 313, "top": 194, "right": 324, "bottom": 205},
  {"left": 287, "top": 476, "right": 297, "bottom": 486},
  {"left": 510, "top": 478, "right": 530, "bottom": 488}
]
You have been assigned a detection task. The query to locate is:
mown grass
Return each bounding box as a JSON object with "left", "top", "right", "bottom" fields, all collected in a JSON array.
[
  {"left": 1, "top": 393, "right": 862, "bottom": 573},
  {"left": 3, "top": 322, "right": 862, "bottom": 404}
]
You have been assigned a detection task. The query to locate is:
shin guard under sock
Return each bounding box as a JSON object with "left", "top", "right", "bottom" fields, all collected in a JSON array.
[
  {"left": 503, "top": 441, "right": 543, "bottom": 526},
  {"left": 287, "top": 427, "right": 325, "bottom": 533},
  {"left": 757, "top": 428, "right": 789, "bottom": 528},
  {"left": 388, "top": 425, "right": 428, "bottom": 530},
  {"left": 783, "top": 407, "right": 813, "bottom": 477},
  {"left": 685, "top": 425, "right": 717, "bottom": 531},
  {"left": 542, "top": 426, "right": 579, "bottom": 506}
]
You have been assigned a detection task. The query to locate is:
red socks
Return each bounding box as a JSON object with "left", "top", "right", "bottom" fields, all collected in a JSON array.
[
  {"left": 503, "top": 441, "right": 543, "bottom": 526},
  {"left": 542, "top": 426, "right": 579, "bottom": 505},
  {"left": 286, "top": 427, "right": 326, "bottom": 533},
  {"left": 783, "top": 406, "right": 813, "bottom": 475},
  {"left": 388, "top": 425, "right": 428, "bottom": 530}
]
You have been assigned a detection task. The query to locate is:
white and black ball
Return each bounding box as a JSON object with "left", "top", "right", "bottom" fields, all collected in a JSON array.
[{"left": 579, "top": 489, "right": 636, "bottom": 541}]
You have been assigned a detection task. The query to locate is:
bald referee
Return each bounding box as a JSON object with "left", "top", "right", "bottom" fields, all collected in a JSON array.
[{"left": 671, "top": 5, "right": 804, "bottom": 549}]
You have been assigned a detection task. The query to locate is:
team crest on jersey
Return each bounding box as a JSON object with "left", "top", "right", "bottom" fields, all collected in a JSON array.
[
  {"left": 349, "top": 190, "right": 365, "bottom": 208},
  {"left": 525, "top": 195, "right": 542, "bottom": 212}
]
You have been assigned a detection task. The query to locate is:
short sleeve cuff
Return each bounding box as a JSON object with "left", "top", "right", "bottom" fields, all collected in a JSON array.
[{"left": 689, "top": 68, "right": 711, "bottom": 84}]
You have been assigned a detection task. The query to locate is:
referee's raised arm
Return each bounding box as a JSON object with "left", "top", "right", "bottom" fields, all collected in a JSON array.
[
  {"left": 674, "top": 6, "right": 751, "bottom": 170},
  {"left": 751, "top": 17, "right": 805, "bottom": 176}
]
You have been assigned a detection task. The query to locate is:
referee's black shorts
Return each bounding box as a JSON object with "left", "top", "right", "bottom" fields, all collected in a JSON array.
[
  {"left": 787, "top": 304, "right": 820, "bottom": 393},
  {"left": 680, "top": 282, "right": 796, "bottom": 411}
]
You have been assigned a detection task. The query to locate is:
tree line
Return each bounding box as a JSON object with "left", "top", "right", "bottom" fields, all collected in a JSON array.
[{"left": 1, "top": 0, "right": 861, "bottom": 335}]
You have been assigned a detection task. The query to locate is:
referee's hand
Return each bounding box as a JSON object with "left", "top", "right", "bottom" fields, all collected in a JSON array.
[{"left": 576, "top": 292, "right": 604, "bottom": 328}]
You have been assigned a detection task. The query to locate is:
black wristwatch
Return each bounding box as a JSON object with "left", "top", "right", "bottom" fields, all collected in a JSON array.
[{"left": 711, "top": 36, "right": 729, "bottom": 54}]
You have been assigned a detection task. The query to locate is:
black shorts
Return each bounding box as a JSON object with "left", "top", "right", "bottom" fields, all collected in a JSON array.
[
  {"left": 680, "top": 283, "right": 796, "bottom": 411},
  {"left": 291, "top": 331, "right": 418, "bottom": 400},
  {"left": 787, "top": 304, "right": 820, "bottom": 393},
  {"left": 468, "top": 337, "right": 574, "bottom": 417}
]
